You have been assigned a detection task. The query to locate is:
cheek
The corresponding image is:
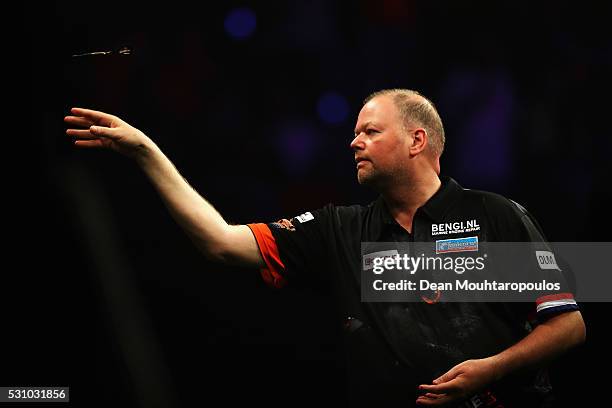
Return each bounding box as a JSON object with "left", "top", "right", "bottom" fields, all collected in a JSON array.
[
  {"left": 384, "top": 146, "right": 409, "bottom": 169},
  {"left": 373, "top": 141, "right": 401, "bottom": 160},
  {"left": 371, "top": 138, "right": 397, "bottom": 155}
]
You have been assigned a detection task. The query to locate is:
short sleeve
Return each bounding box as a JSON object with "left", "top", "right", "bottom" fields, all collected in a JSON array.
[
  {"left": 512, "top": 200, "right": 579, "bottom": 321},
  {"left": 247, "top": 205, "right": 333, "bottom": 289},
  {"left": 484, "top": 193, "right": 579, "bottom": 323}
]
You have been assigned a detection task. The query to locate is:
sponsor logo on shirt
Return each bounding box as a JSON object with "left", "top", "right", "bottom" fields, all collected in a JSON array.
[
  {"left": 535, "top": 250, "right": 561, "bottom": 271},
  {"left": 362, "top": 250, "right": 399, "bottom": 270},
  {"left": 431, "top": 219, "right": 480, "bottom": 236},
  {"left": 295, "top": 211, "right": 314, "bottom": 223},
  {"left": 271, "top": 218, "right": 296, "bottom": 231},
  {"left": 436, "top": 236, "right": 479, "bottom": 254},
  {"left": 459, "top": 389, "right": 503, "bottom": 408}
]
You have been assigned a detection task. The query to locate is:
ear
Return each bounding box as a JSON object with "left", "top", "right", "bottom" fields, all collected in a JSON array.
[{"left": 409, "top": 128, "right": 428, "bottom": 156}]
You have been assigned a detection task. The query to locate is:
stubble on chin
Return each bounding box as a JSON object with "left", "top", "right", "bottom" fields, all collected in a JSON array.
[
  {"left": 357, "top": 167, "right": 400, "bottom": 193},
  {"left": 357, "top": 169, "right": 380, "bottom": 188}
]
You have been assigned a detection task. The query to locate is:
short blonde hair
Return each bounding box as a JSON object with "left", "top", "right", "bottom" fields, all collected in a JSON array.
[{"left": 364, "top": 89, "right": 445, "bottom": 157}]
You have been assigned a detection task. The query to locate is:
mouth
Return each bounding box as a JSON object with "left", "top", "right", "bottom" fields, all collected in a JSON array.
[{"left": 355, "top": 158, "right": 370, "bottom": 168}]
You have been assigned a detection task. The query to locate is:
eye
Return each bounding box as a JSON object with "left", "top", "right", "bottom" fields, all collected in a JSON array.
[{"left": 366, "top": 128, "right": 380, "bottom": 135}]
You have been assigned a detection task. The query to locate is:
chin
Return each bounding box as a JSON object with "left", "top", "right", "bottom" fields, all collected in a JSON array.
[
  {"left": 357, "top": 171, "right": 368, "bottom": 185},
  {"left": 357, "top": 172, "right": 379, "bottom": 187}
]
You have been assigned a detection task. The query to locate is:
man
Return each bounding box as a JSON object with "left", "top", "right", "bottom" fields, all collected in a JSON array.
[{"left": 65, "top": 89, "right": 585, "bottom": 407}]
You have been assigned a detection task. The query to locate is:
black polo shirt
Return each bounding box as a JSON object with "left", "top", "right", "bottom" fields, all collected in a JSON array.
[{"left": 247, "top": 176, "right": 578, "bottom": 408}]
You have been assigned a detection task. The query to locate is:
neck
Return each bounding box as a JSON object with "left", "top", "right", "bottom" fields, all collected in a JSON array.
[{"left": 381, "top": 170, "right": 441, "bottom": 233}]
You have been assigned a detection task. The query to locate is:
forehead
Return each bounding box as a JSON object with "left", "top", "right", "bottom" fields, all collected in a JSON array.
[{"left": 355, "top": 95, "right": 401, "bottom": 129}]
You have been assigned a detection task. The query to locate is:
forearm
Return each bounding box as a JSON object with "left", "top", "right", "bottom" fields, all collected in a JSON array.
[
  {"left": 417, "top": 312, "right": 585, "bottom": 405},
  {"left": 65, "top": 108, "right": 263, "bottom": 266},
  {"left": 492, "top": 311, "right": 585, "bottom": 379},
  {"left": 133, "top": 140, "right": 237, "bottom": 261}
]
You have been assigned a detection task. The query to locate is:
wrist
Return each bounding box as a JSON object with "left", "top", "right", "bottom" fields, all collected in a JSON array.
[
  {"left": 133, "top": 136, "right": 160, "bottom": 165},
  {"left": 488, "top": 354, "right": 512, "bottom": 381}
]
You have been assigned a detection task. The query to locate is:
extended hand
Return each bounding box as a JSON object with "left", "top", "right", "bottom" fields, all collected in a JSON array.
[
  {"left": 416, "top": 357, "right": 501, "bottom": 406},
  {"left": 64, "top": 108, "right": 152, "bottom": 159}
]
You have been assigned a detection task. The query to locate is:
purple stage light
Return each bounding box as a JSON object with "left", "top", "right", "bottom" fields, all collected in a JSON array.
[
  {"left": 224, "top": 8, "right": 257, "bottom": 40},
  {"left": 317, "top": 91, "right": 349, "bottom": 124}
]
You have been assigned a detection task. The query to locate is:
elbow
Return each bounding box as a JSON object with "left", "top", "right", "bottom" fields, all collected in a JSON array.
[
  {"left": 576, "top": 313, "right": 587, "bottom": 345},
  {"left": 195, "top": 227, "right": 240, "bottom": 265},
  {"left": 201, "top": 245, "right": 228, "bottom": 263},
  {"left": 188, "top": 231, "right": 231, "bottom": 264},
  {"left": 565, "top": 310, "right": 586, "bottom": 347},
  {"left": 197, "top": 239, "right": 233, "bottom": 264}
]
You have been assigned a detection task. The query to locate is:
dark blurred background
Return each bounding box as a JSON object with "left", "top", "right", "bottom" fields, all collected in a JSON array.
[{"left": 24, "top": 1, "right": 611, "bottom": 407}]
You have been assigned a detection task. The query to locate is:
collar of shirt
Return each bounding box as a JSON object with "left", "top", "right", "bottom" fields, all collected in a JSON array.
[{"left": 371, "top": 176, "right": 464, "bottom": 239}]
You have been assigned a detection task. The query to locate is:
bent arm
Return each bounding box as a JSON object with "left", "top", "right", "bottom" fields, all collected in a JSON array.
[
  {"left": 492, "top": 310, "right": 585, "bottom": 377},
  {"left": 65, "top": 108, "right": 264, "bottom": 268},
  {"left": 417, "top": 311, "right": 585, "bottom": 405}
]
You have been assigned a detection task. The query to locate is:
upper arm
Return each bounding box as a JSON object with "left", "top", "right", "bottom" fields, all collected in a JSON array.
[
  {"left": 539, "top": 310, "right": 586, "bottom": 345},
  {"left": 482, "top": 193, "right": 580, "bottom": 322},
  {"left": 215, "top": 224, "right": 265, "bottom": 268}
]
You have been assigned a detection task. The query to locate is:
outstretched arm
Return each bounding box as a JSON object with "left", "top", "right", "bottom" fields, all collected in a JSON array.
[
  {"left": 416, "top": 310, "right": 585, "bottom": 406},
  {"left": 65, "top": 108, "right": 264, "bottom": 268}
]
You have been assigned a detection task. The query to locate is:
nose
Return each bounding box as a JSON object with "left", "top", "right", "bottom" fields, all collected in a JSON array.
[{"left": 350, "top": 133, "right": 365, "bottom": 151}]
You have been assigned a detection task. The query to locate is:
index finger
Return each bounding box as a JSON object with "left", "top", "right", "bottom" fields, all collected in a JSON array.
[{"left": 70, "top": 107, "right": 117, "bottom": 127}]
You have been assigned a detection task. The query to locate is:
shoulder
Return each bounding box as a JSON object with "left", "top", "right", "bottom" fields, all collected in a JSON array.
[
  {"left": 325, "top": 202, "right": 372, "bottom": 226},
  {"left": 462, "top": 188, "right": 529, "bottom": 219},
  {"left": 462, "top": 188, "right": 545, "bottom": 241},
  {"left": 281, "top": 203, "right": 368, "bottom": 229},
  {"left": 295, "top": 203, "right": 366, "bottom": 219}
]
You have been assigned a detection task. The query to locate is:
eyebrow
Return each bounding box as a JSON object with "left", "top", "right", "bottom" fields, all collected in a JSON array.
[{"left": 354, "top": 121, "right": 375, "bottom": 134}]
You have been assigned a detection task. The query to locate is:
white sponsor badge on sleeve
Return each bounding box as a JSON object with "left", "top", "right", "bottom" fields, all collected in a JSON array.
[
  {"left": 295, "top": 212, "right": 314, "bottom": 223},
  {"left": 535, "top": 250, "right": 561, "bottom": 271}
]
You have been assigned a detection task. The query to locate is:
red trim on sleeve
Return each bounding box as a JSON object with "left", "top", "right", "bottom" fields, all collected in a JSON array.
[
  {"left": 536, "top": 292, "right": 575, "bottom": 305},
  {"left": 247, "top": 223, "right": 287, "bottom": 289}
]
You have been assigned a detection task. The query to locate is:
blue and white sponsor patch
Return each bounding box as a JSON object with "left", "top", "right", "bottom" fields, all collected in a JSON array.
[{"left": 436, "top": 236, "right": 479, "bottom": 254}]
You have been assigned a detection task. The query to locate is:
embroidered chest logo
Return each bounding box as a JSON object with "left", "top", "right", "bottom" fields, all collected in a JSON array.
[{"left": 431, "top": 219, "right": 480, "bottom": 236}]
